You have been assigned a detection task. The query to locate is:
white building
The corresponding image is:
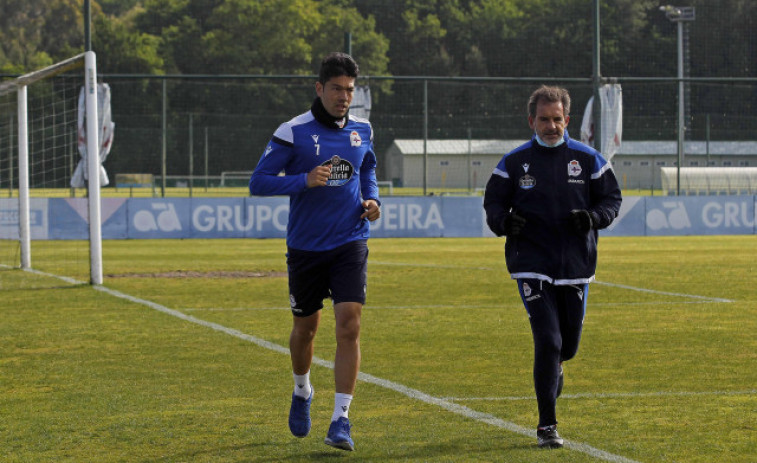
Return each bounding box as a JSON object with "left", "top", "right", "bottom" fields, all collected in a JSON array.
[{"left": 384, "top": 139, "right": 757, "bottom": 191}]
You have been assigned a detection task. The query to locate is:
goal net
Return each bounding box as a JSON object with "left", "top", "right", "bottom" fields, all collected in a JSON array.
[{"left": 0, "top": 52, "right": 103, "bottom": 285}]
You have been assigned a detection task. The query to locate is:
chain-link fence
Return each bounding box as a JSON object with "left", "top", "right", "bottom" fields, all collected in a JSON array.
[{"left": 2, "top": 75, "right": 756, "bottom": 196}]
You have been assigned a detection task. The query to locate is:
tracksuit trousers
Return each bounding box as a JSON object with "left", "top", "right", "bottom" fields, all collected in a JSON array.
[{"left": 517, "top": 278, "right": 588, "bottom": 427}]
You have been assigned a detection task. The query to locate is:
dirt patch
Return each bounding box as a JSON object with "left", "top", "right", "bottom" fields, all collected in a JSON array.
[{"left": 106, "top": 270, "right": 286, "bottom": 279}]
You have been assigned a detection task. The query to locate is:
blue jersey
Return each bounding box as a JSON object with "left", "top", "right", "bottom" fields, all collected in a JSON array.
[{"left": 249, "top": 99, "right": 379, "bottom": 251}]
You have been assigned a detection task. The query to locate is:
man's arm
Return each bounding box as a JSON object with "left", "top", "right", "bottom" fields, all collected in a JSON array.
[
  {"left": 483, "top": 172, "right": 514, "bottom": 237},
  {"left": 359, "top": 143, "right": 380, "bottom": 206},
  {"left": 249, "top": 139, "right": 308, "bottom": 196},
  {"left": 588, "top": 160, "right": 622, "bottom": 230}
]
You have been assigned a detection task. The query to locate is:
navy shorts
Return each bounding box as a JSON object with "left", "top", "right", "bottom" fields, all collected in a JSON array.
[{"left": 286, "top": 239, "right": 369, "bottom": 317}]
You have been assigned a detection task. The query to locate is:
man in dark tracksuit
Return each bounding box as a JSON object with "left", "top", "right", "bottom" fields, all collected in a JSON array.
[{"left": 484, "top": 86, "right": 622, "bottom": 448}]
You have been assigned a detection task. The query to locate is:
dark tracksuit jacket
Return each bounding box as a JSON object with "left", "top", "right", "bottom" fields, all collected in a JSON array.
[{"left": 483, "top": 132, "right": 622, "bottom": 284}]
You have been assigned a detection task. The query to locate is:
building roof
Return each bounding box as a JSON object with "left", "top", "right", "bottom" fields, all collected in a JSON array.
[{"left": 387, "top": 139, "right": 757, "bottom": 156}]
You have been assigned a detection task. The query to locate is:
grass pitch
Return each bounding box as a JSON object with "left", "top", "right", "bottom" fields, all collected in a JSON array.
[{"left": 1, "top": 236, "right": 755, "bottom": 462}]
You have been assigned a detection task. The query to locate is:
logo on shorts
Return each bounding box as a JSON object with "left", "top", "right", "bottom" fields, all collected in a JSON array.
[
  {"left": 321, "top": 155, "right": 354, "bottom": 187},
  {"left": 522, "top": 282, "right": 532, "bottom": 297},
  {"left": 290, "top": 294, "right": 301, "bottom": 313}
]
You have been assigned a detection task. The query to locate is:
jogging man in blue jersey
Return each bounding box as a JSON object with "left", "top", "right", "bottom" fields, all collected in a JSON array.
[
  {"left": 483, "top": 86, "right": 622, "bottom": 448},
  {"left": 249, "top": 52, "right": 380, "bottom": 452}
]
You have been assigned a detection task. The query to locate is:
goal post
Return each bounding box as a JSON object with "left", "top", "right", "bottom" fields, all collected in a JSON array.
[{"left": 0, "top": 51, "right": 103, "bottom": 284}]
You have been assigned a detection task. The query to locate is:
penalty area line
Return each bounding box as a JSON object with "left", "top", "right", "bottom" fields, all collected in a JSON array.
[{"left": 22, "top": 267, "right": 642, "bottom": 463}]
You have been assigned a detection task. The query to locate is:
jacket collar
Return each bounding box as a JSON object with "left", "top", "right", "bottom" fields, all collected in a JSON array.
[{"left": 311, "top": 97, "right": 348, "bottom": 129}]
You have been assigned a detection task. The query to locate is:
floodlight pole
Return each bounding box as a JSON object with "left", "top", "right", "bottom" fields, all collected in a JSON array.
[
  {"left": 84, "top": 0, "right": 92, "bottom": 51},
  {"left": 661, "top": 5, "right": 695, "bottom": 196},
  {"left": 592, "top": 0, "right": 602, "bottom": 152}
]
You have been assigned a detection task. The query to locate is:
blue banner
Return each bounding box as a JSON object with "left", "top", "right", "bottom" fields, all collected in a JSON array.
[{"left": 1, "top": 195, "right": 754, "bottom": 240}]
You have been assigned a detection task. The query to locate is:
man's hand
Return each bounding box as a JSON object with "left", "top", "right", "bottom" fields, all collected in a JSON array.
[
  {"left": 501, "top": 211, "right": 526, "bottom": 236},
  {"left": 361, "top": 199, "right": 381, "bottom": 222},
  {"left": 569, "top": 209, "right": 595, "bottom": 234},
  {"left": 306, "top": 165, "right": 332, "bottom": 188}
]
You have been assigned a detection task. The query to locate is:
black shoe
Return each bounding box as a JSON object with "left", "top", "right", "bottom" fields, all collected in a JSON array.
[
  {"left": 537, "top": 425, "right": 564, "bottom": 448},
  {"left": 556, "top": 363, "right": 564, "bottom": 398}
]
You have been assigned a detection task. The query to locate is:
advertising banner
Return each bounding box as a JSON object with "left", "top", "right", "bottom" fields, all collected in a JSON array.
[{"left": 1, "top": 196, "right": 754, "bottom": 240}]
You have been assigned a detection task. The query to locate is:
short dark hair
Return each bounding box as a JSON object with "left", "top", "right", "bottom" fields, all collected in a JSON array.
[
  {"left": 528, "top": 85, "right": 571, "bottom": 118},
  {"left": 318, "top": 52, "right": 359, "bottom": 84}
]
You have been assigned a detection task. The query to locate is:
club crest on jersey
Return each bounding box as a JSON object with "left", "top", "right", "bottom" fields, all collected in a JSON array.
[
  {"left": 321, "top": 155, "right": 354, "bottom": 186},
  {"left": 519, "top": 174, "right": 536, "bottom": 190},
  {"left": 568, "top": 160, "right": 582, "bottom": 177},
  {"left": 350, "top": 131, "right": 362, "bottom": 147}
]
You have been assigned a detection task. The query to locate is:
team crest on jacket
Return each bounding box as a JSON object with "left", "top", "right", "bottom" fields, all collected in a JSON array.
[
  {"left": 519, "top": 174, "right": 536, "bottom": 190},
  {"left": 350, "top": 131, "right": 362, "bottom": 147},
  {"left": 568, "top": 160, "right": 582, "bottom": 177},
  {"left": 321, "top": 155, "right": 354, "bottom": 186}
]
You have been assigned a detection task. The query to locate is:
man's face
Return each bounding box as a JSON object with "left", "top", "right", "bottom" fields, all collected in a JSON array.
[
  {"left": 316, "top": 75, "right": 355, "bottom": 118},
  {"left": 528, "top": 100, "right": 570, "bottom": 146}
]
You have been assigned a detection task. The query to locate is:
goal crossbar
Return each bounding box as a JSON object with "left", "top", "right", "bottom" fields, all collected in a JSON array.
[{"left": 0, "top": 53, "right": 86, "bottom": 96}]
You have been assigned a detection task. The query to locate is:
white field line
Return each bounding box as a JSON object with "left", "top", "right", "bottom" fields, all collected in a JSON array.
[
  {"left": 17, "top": 266, "right": 642, "bottom": 463},
  {"left": 371, "top": 260, "right": 735, "bottom": 303},
  {"left": 443, "top": 390, "right": 757, "bottom": 402}
]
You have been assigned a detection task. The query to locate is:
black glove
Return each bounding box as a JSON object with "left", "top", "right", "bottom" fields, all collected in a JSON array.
[
  {"left": 501, "top": 211, "right": 526, "bottom": 236},
  {"left": 569, "top": 209, "right": 595, "bottom": 234}
]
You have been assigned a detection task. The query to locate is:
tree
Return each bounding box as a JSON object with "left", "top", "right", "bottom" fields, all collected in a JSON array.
[{"left": 0, "top": 0, "right": 87, "bottom": 73}]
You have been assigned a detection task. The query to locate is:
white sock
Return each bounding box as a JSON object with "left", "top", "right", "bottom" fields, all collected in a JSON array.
[
  {"left": 293, "top": 372, "right": 311, "bottom": 398},
  {"left": 332, "top": 393, "right": 353, "bottom": 422}
]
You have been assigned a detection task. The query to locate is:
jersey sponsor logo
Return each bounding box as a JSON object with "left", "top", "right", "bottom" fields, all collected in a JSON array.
[
  {"left": 568, "top": 160, "right": 582, "bottom": 177},
  {"left": 350, "top": 131, "right": 362, "bottom": 147},
  {"left": 568, "top": 178, "right": 585, "bottom": 184},
  {"left": 519, "top": 174, "right": 536, "bottom": 190},
  {"left": 321, "top": 155, "right": 354, "bottom": 186}
]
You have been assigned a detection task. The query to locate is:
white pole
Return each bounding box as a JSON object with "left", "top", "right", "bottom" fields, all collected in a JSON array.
[
  {"left": 84, "top": 51, "right": 102, "bottom": 285},
  {"left": 676, "top": 21, "right": 685, "bottom": 196},
  {"left": 17, "top": 85, "right": 31, "bottom": 269}
]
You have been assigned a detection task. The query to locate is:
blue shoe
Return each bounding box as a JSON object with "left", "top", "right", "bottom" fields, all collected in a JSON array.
[
  {"left": 288, "top": 387, "right": 312, "bottom": 438},
  {"left": 324, "top": 417, "right": 354, "bottom": 451}
]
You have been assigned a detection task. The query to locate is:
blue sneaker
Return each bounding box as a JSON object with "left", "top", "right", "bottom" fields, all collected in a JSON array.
[
  {"left": 324, "top": 417, "right": 354, "bottom": 451},
  {"left": 288, "top": 387, "right": 312, "bottom": 438}
]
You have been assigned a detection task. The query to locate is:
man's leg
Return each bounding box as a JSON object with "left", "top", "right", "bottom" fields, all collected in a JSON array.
[
  {"left": 288, "top": 311, "right": 320, "bottom": 438},
  {"left": 333, "top": 301, "right": 362, "bottom": 395},
  {"left": 323, "top": 301, "right": 361, "bottom": 451},
  {"left": 518, "top": 279, "right": 564, "bottom": 448},
  {"left": 324, "top": 240, "right": 367, "bottom": 451},
  {"left": 557, "top": 283, "right": 588, "bottom": 363},
  {"left": 290, "top": 311, "right": 321, "bottom": 376}
]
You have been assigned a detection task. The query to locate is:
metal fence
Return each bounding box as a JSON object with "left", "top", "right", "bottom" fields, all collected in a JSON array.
[{"left": 2, "top": 74, "right": 757, "bottom": 196}]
